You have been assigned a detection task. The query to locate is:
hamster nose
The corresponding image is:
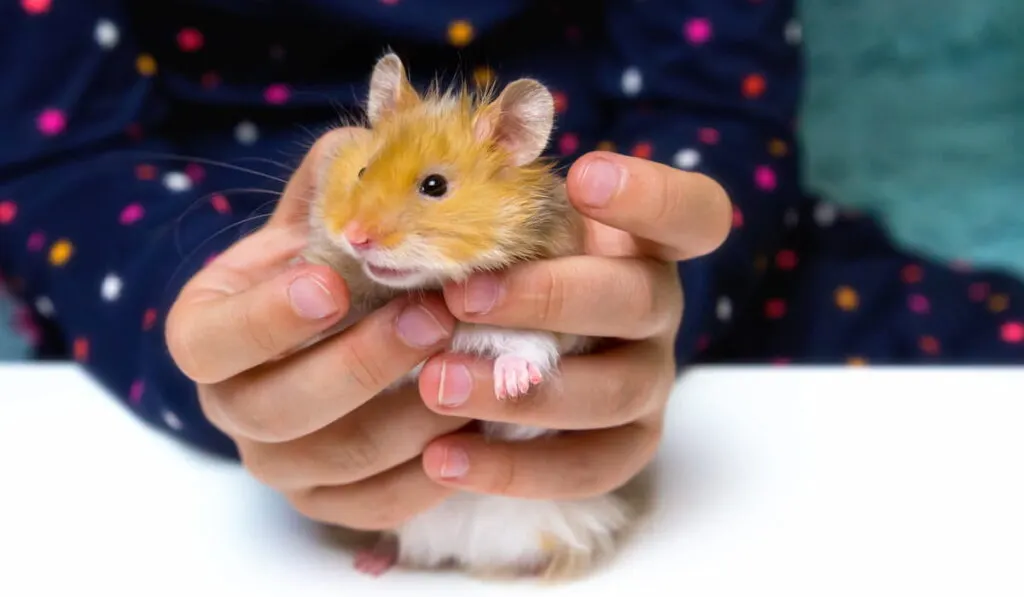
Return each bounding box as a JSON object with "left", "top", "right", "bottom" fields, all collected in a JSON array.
[{"left": 343, "top": 222, "right": 375, "bottom": 250}]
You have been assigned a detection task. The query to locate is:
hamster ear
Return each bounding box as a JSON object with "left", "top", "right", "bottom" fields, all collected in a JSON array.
[
  {"left": 473, "top": 79, "right": 555, "bottom": 167},
  {"left": 366, "top": 52, "right": 420, "bottom": 125}
]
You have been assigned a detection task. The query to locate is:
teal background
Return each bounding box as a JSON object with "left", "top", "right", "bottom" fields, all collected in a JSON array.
[{"left": 1, "top": 0, "right": 1021, "bottom": 360}]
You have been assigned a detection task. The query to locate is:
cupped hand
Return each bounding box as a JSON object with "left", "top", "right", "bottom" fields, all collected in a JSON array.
[
  {"left": 166, "top": 128, "right": 472, "bottom": 530},
  {"left": 418, "top": 151, "right": 732, "bottom": 500}
]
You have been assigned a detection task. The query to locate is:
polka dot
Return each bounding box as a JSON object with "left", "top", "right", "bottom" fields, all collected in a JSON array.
[
  {"left": 162, "top": 409, "right": 184, "bottom": 431},
  {"left": 210, "top": 194, "right": 231, "bottom": 214},
  {"left": 73, "top": 337, "right": 89, "bottom": 362},
  {"left": 36, "top": 109, "right": 66, "bottom": 136},
  {"left": 35, "top": 296, "right": 54, "bottom": 317},
  {"left": 814, "top": 203, "right": 838, "bottom": 226},
  {"left": 142, "top": 308, "right": 158, "bottom": 331},
  {"left": 684, "top": 18, "right": 712, "bottom": 44},
  {"left": 119, "top": 203, "right": 145, "bottom": 225},
  {"left": 21, "top": 0, "right": 50, "bottom": 15},
  {"left": 264, "top": 84, "right": 290, "bottom": 104},
  {"left": 595, "top": 140, "right": 615, "bottom": 152},
  {"left": 764, "top": 299, "right": 786, "bottom": 319},
  {"left": 380, "top": 0, "right": 400, "bottom": 5},
  {"left": 696, "top": 335, "right": 711, "bottom": 352},
  {"left": 473, "top": 66, "right": 495, "bottom": 88},
  {"left": 184, "top": 163, "right": 206, "bottom": 184},
  {"left": 447, "top": 20, "right": 474, "bottom": 47},
  {"left": 101, "top": 273, "right": 123, "bottom": 302},
  {"left": 768, "top": 139, "right": 788, "bottom": 157},
  {"left": 754, "top": 254, "right": 768, "bottom": 272},
  {"left": 732, "top": 205, "right": 744, "bottom": 228},
  {"left": 177, "top": 27, "right": 204, "bottom": 52},
  {"left": 558, "top": 133, "right": 579, "bottom": 156},
  {"left": 968, "top": 282, "right": 990, "bottom": 302},
  {"left": 901, "top": 264, "right": 923, "bottom": 284},
  {"left": 125, "top": 123, "right": 143, "bottom": 141},
  {"left": 754, "top": 165, "right": 777, "bottom": 191},
  {"left": 129, "top": 379, "right": 144, "bottom": 404},
  {"left": 26, "top": 232, "right": 45, "bottom": 252},
  {"left": 135, "top": 164, "right": 157, "bottom": 180},
  {"left": 620, "top": 67, "right": 642, "bottom": 96},
  {"left": 94, "top": 19, "right": 119, "bottom": 49},
  {"left": 919, "top": 336, "right": 940, "bottom": 356},
  {"left": 988, "top": 294, "right": 1009, "bottom": 314},
  {"left": 775, "top": 249, "right": 797, "bottom": 270},
  {"left": 0, "top": 201, "right": 16, "bottom": 225},
  {"left": 1001, "top": 322, "right": 1024, "bottom": 344},
  {"left": 673, "top": 148, "right": 701, "bottom": 169},
  {"left": 48, "top": 239, "right": 73, "bottom": 267},
  {"left": 163, "top": 171, "right": 192, "bottom": 192},
  {"left": 136, "top": 54, "right": 158, "bottom": 76},
  {"left": 847, "top": 357, "right": 867, "bottom": 366},
  {"left": 835, "top": 286, "right": 859, "bottom": 311},
  {"left": 552, "top": 91, "right": 568, "bottom": 114},
  {"left": 201, "top": 71, "right": 221, "bottom": 89},
  {"left": 631, "top": 142, "right": 653, "bottom": 160},
  {"left": 908, "top": 294, "right": 930, "bottom": 314},
  {"left": 716, "top": 296, "right": 733, "bottom": 321},
  {"left": 783, "top": 208, "right": 800, "bottom": 228},
  {"left": 742, "top": 74, "right": 766, "bottom": 99},
  {"left": 698, "top": 127, "right": 720, "bottom": 144},
  {"left": 235, "top": 121, "right": 259, "bottom": 145},
  {"left": 784, "top": 19, "right": 803, "bottom": 45}
]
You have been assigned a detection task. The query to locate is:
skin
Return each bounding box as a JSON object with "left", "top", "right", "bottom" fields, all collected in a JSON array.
[{"left": 165, "top": 126, "right": 732, "bottom": 531}]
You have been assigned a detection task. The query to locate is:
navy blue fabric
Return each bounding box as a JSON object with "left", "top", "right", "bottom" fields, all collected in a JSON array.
[{"left": 0, "top": 0, "right": 1021, "bottom": 460}]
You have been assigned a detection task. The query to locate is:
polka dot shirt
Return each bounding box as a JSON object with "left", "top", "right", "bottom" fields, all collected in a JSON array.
[{"left": 0, "top": 0, "right": 1021, "bottom": 459}]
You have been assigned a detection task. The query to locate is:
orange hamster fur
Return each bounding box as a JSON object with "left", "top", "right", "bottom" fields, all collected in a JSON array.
[{"left": 300, "top": 53, "right": 634, "bottom": 580}]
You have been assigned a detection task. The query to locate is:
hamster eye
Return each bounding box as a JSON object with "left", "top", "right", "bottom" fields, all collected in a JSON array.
[
  {"left": 357, "top": 167, "right": 366, "bottom": 179},
  {"left": 418, "top": 174, "right": 448, "bottom": 199}
]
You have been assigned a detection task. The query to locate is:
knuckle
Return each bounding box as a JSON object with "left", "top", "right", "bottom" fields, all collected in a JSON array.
[
  {"left": 238, "top": 444, "right": 284, "bottom": 488},
  {"left": 534, "top": 265, "right": 567, "bottom": 326},
  {"left": 205, "top": 378, "right": 289, "bottom": 442},
  {"left": 336, "top": 338, "right": 390, "bottom": 394},
  {"left": 481, "top": 448, "right": 518, "bottom": 497},
  {"left": 165, "top": 308, "right": 208, "bottom": 382},
  {"left": 238, "top": 300, "right": 282, "bottom": 357},
  {"left": 287, "top": 490, "right": 341, "bottom": 526},
  {"left": 325, "top": 418, "right": 382, "bottom": 481}
]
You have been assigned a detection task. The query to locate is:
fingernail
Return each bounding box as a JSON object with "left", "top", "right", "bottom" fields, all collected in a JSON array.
[
  {"left": 463, "top": 274, "right": 502, "bottom": 314},
  {"left": 579, "top": 158, "right": 625, "bottom": 208},
  {"left": 396, "top": 304, "right": 450, "bottom": 348},
  {"left": 439, "top": 447, "right": 469, "bottom": 479},
  {"left": 437, "top": 361, "right": 471, "bottom": 408},
  {"left": 288, "top": 275, "right": 338, "bottom": 319}
]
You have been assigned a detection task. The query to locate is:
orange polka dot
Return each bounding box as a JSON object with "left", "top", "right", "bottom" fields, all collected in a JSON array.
[
  {"left": 595, "top": 140, "right": 615, "bottom": 152},
  {"left": 988, "top": 294, "right": 1009, "bottom": 313},
  {"left": 742, "top": 74, "right": 766, "bottom": 99},
  {"left": 754, "top": 254, "right": 768, "bottom": 272},
  {"left": 768, "top": 139, "right": 788, "bottom": 157},
  {"left": 901, "top": 264, "right": 923, "bottom": 284},
  {"left": 919, "top": 336, "right": 940, "bottom": 355},
  {"left": 73, "top": 337, "right": 89, "bottom": 361},
  {"left": 834, "top": 286, "right": 859, "bottom": 311},
  {"left": 142, "top": 308, "right": 158, "bottom": 331},
  {"left": 473, "top": 66, "right": 494, "bottom": 88},
  {"left": 136, "top": 53, "right": 157, "bottom": 76},
  {"left": 631, "top": 142, "right": 653, "bottom": 159},
  {"left": 135, "top": 164, "right": 156, "bottom": 180},
  {"left": 49, "top": 239, "right": 74, "bottom": 266},
  {"left": 552, "top": 91, "right": 568, "bottom": 114},
  {"left": 447, "top": 20, "right": 474, "bottom": 47},
  {"left": 846, "top": 357, "right": 867, "bottom": 366}
]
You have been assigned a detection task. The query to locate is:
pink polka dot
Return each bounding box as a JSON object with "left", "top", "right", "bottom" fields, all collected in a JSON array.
[
  {"left": 732, "top": 205, "right": 744, "bottom": 228},
  {"left": 765, "top": 298, "right": 786, "bottom": 319},
  {"left": 552, "top": 91, "right": 568, "bottom": 114},
  {"left": 125, "top": 123, "right": 143, "bottom": 141},
  {"left": 210, "top": 194, "right": 231, "bottom": 214},
  {"left": 0, "top": 201, "right": 16, "bottom": 225},
  {"left": 772, "top": 357, "right": 791, "bottom": 366},
  {"left": 775, "top": 249, "right": 798, "bottom": 270},
  {"left": 698, "top": 127, "right": 720, "bottom": 144},
  {"left": 558, "top": 132, "right": 579, "bottom": 156},
  {"left": 177, "top": 27, "right": 204, "bottom": 52},
  {"left": 908, "top": 294, "right": 930, "bottom": 314},
  {"left": 129, "top": 380, "right": 145, "bottom": 404},
  {"left": 21, "top": 0, "right": 50, "bottom": 14},
  {"left": 264, "top": 84, "right": 291, "bottom": 104},
  {"left": 185, "top": 163, "right": 206, "bottom": 183},
  {"left": 119, "top": 203, "right": 145, "bottom": 225},
  {"left": 142, "top": 308, "right": 158, "bottom": 331},
  {"left": 684, "top": 18, "right": 712, "bottom": 45},
  {"left": 1001, "top": 322, "right": 1024, "bottom": 344},
  {"left": 36, "top": 109, "right": 66, "bottom": 136},
  {"left": 26, "top": 231, "right": 45, "bottom": 251},
  {"left": 754, "top": 165, "right": 777, "bottom": 191},
  {"left": 968, "top": 282, "right": 990, "bottom": 302},
  {"left": 380, "top": 0, "right": 400, "bottom": 5},
  {"left": 201, "top": 71, "right": 221, "bottom": 88},
  {"left": 696, "top": 335, "right": 710, "bottom": 352}
]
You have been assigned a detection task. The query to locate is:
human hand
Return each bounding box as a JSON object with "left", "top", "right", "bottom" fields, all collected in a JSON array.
[
  {"left": 416, "top": 151, "right": 732, "bottom": 500},
  {"left": 165, "top": 128, "right": 473, "bottom": 530}
]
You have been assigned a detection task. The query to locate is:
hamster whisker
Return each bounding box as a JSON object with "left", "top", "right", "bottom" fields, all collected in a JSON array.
[
  {"left": 172, "top": 187, "right": 284, "bottom": 258},
  {"left": 131, "top": 152, "right": 291, "bottom": 186}
]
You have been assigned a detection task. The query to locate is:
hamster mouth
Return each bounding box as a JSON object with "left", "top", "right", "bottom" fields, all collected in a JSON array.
[{"left": 363, "top": 263, "right": 426, "bottom": 287}]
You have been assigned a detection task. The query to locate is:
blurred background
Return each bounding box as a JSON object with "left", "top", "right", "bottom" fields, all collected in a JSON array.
[{"left": 1, "top": 0, "right": 1022, "bottom": 360}]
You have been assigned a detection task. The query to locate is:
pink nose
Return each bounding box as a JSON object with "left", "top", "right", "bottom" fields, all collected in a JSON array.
[{"left": 343, "top": 222, "right": 375, "bottom": 250}]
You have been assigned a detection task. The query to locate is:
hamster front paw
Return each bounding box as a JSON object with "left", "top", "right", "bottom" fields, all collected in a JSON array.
[
  {"left": 493, "top": 355, "right": 543, "bottom": 400},
  {"left": 449, "top": 324, "right": 561, "bottom": 401}
]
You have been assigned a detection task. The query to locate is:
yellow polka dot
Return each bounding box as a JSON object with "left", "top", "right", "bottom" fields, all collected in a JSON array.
[
  {"left": 596, "top": 140, "right": 616, "bottom": 152},
  {"left": 846, "top": 357, "right": 867, "bottom": 366},
  {"left": 769, "top": 139, "right": 788, "bottom": 157},
  {"left": 835, "top": 286, "right": 859, "bottom": 311},
  {"left": 447, "top": 20, "right": 474, "bottom": 47},
  {"left": 988, "top": 293, "right": 1009, "bottom": 313},
  {"left": 754, "top": 254, "right": 767, "bottom": 272},
  {"left": 136, "top": 53, "right": 157, "bottom": 76},
  {"left": 49, "top": 238, "right": 74, "bottom": 266},
  {"left": 473, "top": 66, "right": 494, "bottom": 88}
]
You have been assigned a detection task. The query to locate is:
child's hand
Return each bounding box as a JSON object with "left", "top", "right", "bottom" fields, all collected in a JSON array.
[{"left": 166, "top": 129, "right": 468, "bottom": 530}]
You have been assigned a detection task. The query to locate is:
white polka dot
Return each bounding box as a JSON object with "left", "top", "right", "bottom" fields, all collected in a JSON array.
[
  {"left": 814, "top": 203, "right": 838, "bottom": 227},
  {"left": 620, "top": 67, "right": 643, "bottom": 96},
  {"left": 785, "top": 19, "right": 802, "bottom": 45},
  {"left": 716, "top": 296, "right": 733, "bottom": 321},
  {"left": 35, "top": 296, "right": 55, "bottom": 317},
  {"left": 783, "top": 208, "right": 800, "bottom": 228},
  {"left": 673, "top": 148, "right": 701, "bottom": 170},
  {"left": 163, "top": 171, "right": 192, "bottom": 192},
  {"left": 94, "top": 19, "right": 120, "bottom": 49},
  {"left": 162, "top": 409, "right": 184, "bottom": 431},
  {"left": 235, "top": 121, "right": 259, "bottom": 145},
  {"left": 100, "top": 273, "right": 123, "bottom": 302}
]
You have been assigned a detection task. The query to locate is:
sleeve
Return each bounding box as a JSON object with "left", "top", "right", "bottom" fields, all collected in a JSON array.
[
  {"left": 0, "top": 1, "right": 245, "bottom": 460},
  {"left": 593, "top": 0, "right": 806, "bottom": 365}
]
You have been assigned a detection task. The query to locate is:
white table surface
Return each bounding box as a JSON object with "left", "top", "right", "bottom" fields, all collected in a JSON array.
[{"left": 2, "top": 364, "right": 1024, "bottom": 596}]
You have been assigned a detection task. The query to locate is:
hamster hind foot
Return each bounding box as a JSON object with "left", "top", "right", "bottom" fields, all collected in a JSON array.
[{"left": 353, "top": 535, "right": 399, "bottom": 576}]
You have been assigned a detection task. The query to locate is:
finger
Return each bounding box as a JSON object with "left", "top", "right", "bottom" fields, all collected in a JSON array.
[
  {"left": 442, "top": 255, "right": 682, "bottom": 339},
  {"left": 166, "top": 260, "right": 351, "bottom": 385},
  {"left": 236, "top": 387, "right": 470, "bottom": 491},
  {"left": 421, "top": 423, "right": 663, "bottom": 500},
  {"left": 199, "top": 294, "right": 455, "bottom": 443},
  {"left": 566, "top": 151, "right": 733, "bottom": 261},
  {"left": 287, "top": 459, "right": 456, "bottom": 531},
  {"left": 417, "top": 340, "right": 673, "bottom": 430}
]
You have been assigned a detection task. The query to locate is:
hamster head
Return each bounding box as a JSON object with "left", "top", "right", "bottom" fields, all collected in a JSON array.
[{"left": 315, "top": 53, "right": 563, "bottom": 289}]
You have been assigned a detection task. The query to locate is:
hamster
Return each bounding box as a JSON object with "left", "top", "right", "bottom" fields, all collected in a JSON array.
[{"left": 299, "top": 53, "right": 634, "bottom": 581}]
